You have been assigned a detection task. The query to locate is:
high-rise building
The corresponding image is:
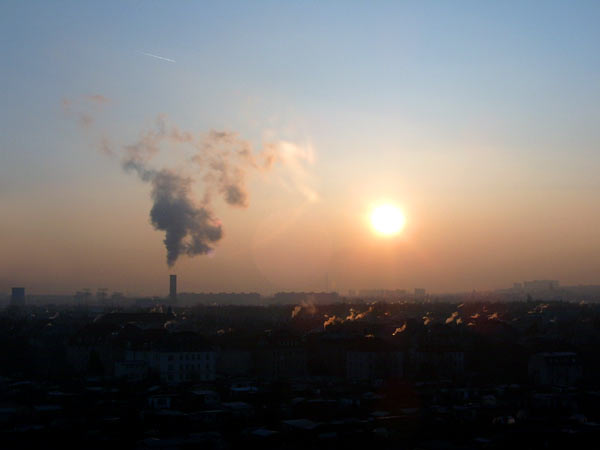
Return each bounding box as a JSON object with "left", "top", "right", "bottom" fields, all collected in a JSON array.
[
  {"left": 169, "top": 275, "right": 177, "bottom": 301},
  {"left": 523, "top": 280, "right": 559, "bottom": 292},
  {"left": 10, "top": 287, "right": 25, "bottom": 306}
]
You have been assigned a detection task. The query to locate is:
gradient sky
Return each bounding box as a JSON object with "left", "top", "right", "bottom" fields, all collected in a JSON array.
[{"left": 1, "top": 1, "right": 600, "bottom": 296}]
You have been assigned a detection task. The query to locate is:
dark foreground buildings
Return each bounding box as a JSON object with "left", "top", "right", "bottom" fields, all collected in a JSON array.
[{"left": 2, "top": 298, "right": 600, "bottom": 449}]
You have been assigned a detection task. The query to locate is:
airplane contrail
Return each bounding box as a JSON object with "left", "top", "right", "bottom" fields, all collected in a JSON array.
[{"left": 140, "top": 52, "right": 176, "bottom": 63}]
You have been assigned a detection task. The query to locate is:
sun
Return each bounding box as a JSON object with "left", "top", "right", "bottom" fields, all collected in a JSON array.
[{"left": 370, "top": 204, "right": 406, "bottom": 236}]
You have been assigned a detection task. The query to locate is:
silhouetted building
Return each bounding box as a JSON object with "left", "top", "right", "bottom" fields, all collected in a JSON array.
[
  {"left": 523, "top": 280, "right": 559, "bottom": 292},
  {"left": 178, "top": 292, "right": 261, "bottom": 305},
  {"left": 414, "top": 288, "right": 426, "bottom": 298},
  {"left": 96, "top": 288, "right": 108, "bottom": 302},
  {"left": 412, "top": 348, "right": 464, "bottom": 378},
  {"left": 119, "top": 332, "right": 216, "bottom": 384},
  {"left": 170, "top": 274, "right": 177, "bottom": 301},
  {"left": 10, "top": 287, "right": 25, "bottom": 306},
  {"left": 357, "top": 289, "right": 407, "bottom": 299},
  {"left": 272, "top": 291, "right": 339, "bottom": 304},
  {"left": 255, "top": 330, "right": 307, "bottom": 379},
  {"left": 346, "top": 337, "right": 403, "bottom": 381},
  {"left": 529, "top": 352, "right": 582, "bottom": 386},
  {"left": 94, "top": 312, "right": 173, "bottom": 329}
]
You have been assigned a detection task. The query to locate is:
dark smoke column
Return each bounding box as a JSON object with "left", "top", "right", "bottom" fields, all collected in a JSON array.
[{"left": 169, "top": 275, "right": 177, "bottom": 302}]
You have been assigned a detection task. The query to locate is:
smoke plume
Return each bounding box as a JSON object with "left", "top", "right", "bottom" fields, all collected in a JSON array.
[
  {"left": 66, "top": 96, "right": 317, "bottom": 266},
  {"left": 291, "top": 305, "right": 302, "bottom": 318},
  {"left": 322, "top": 306, "right": 375, "bottom": 329},
  {"left": 445, "top": 311, "right": 460, "bottom": 324},
  {"left": 323, "top": 315, "right": 343, "bottom": 329},
  {"left": 138, "top": 168, "right": 222, "bottom": 266},
  {"left": 119, "top": 119, "right": 262, "bottom": 266},
  {"left": 392, "top": 323, "right": 407, "bottom": 335},
  {"left": 291, "top": 297, "right": 317, "bottom": 318},
  {"left": 346, "top": 306, "right": 374, "bottom": 321},
  {"left": 62, "top": 94, "right": 318, "bottom": 264}
]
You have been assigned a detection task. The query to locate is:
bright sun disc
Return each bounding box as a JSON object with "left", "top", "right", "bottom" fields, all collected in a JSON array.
[{"left": 371, "top": 204, "right": 406, "bottom": 236}]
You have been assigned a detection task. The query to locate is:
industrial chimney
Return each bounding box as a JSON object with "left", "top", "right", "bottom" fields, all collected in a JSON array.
[{"left": 169, "top": 275, "right": 177, "bottom": 302}]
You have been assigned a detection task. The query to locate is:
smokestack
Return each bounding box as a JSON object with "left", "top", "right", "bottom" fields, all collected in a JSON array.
[{"left": 169, "top": 275, "right": 177, "bottom": 302}]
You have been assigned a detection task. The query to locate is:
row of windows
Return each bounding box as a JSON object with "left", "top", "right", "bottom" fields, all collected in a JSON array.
[
  {"left": 167, "top": 363, "right": 213, "bottom": 372},
  {"left": 128, "top": 352, "right": 215, "bottom": 362},
  {"left": 166, "top": 373, "right": 213, "bottom": 382},
  {"left": 166, "top": 353, "right": 213, "bottom": 361}
]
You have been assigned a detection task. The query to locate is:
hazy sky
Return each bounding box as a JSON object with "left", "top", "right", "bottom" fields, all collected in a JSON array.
[{"left": 1, "top": 1, "right": 600, "bottom": 295}]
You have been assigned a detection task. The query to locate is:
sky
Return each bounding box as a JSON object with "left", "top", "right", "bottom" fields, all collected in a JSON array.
[{"left": 1, "top": 1, "right": 599, "bottom": 296}]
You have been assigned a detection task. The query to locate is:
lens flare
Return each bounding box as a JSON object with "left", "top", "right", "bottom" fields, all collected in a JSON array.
[{"left": 370, "top": 204, "right": 406, "bottom": 236}]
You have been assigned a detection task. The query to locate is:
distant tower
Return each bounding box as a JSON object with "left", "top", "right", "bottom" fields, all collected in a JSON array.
[
  {"left": 169, "top": 275, "right": 177, "bottom": 301},
  {"left": 96, "top": 288, "right": 108, "bottom": 303},
  {"left": 10, "top": 287, "right": 25, "bottom": 306},
  {"left": 414, "top": 288, "right": 426, "bottom": 298}
]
